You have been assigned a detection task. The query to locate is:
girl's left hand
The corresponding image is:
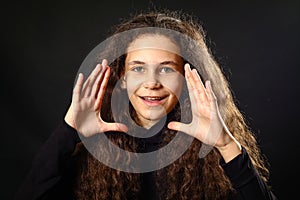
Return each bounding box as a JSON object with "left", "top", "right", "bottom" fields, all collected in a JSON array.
[{"left": 168, "top": 64, "right": 240, "bottom": 152}]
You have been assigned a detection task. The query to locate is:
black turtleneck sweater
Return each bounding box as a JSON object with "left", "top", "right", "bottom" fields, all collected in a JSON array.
[{"left": 15, "top": 120, "right": 277, "bottom": 200}]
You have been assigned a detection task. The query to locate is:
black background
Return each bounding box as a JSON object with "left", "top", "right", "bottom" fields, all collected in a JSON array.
[{"left": 2, "top": 0, "right": 299, "bottom": 199}]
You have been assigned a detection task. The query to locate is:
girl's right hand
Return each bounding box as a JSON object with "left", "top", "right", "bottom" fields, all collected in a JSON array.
[{"left": 64, "top": 59, "right": 128, "bottom": 137}]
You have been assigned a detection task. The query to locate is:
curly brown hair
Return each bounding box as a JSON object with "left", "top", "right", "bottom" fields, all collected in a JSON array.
[{"left": 73, "top": 9, "right": 270, "bottom": 200}]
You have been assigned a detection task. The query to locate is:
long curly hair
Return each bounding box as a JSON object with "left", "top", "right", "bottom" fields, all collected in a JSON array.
[{"left": 73, "top": 10, "right": 270, "bottom": 200}]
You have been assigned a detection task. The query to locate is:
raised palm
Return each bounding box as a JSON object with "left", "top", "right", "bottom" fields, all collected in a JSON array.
[
  {"left": 70, "top": 59, "right": 128, "bottom": 137},
  {"left": 168, "top": 64, "right": 234, "bottom": 148}
]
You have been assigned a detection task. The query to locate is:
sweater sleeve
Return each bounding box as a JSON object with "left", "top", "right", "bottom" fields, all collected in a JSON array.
[
  {"left": 15, "top": 120, "right": 81, "bottom": 200},
  {"left": 220, "top": 147, "right": 278, "bottom": 200}
]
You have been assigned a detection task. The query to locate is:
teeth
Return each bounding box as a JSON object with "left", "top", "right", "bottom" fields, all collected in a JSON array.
[{"left": 144, "top": 97, "right": 162, "bottom": 101}]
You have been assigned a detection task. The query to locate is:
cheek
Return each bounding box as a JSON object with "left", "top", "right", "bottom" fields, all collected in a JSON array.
[
  {"left": 162, "top": 77, "right": 184, "bottom": 97},
  {"left": 125, "top": 79, "right": 142, "bottom": 97}
]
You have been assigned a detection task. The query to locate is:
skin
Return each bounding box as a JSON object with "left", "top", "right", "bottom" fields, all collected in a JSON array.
[
  {"left": 64, "top": 35, "right": 241, "bottom": 163},
  {"left": 123, "top": 35, "right": 184, "bottom": 128}
]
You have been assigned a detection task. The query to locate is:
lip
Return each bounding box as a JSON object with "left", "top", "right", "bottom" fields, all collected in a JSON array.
[{"left": 139, "top": 95, "right": 168, "bottom": 106}]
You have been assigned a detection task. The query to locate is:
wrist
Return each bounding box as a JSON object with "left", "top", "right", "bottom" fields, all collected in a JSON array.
[{"left": 216, "top": 135, "right": 242, "bottom": 163}]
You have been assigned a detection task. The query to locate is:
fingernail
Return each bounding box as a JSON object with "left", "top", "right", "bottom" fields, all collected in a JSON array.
[
  {"left": 184, "top": 63, "right": 191, "bottom": 71},
  {"left": 102, "top": 59, "right": 108, "bottom": 67},
  {"left": 206, "top": 80, "right": 211, "bottom": 88}
]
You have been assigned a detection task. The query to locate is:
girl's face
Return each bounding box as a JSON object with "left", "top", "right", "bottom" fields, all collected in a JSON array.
[{"left": 123, "top": 34, "right": 184, "bottom": 128}]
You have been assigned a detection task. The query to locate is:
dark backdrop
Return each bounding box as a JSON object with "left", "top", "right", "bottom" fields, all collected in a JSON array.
[{"left": 2, "top": 0, "right": 299, "bottom": 199}]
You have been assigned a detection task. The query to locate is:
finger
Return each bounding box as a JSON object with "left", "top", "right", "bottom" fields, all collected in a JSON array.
[
  {"left": 73, "top": 73, "right": 84, "bottom": 103},
  {"left": 187, "top": 67, "right": 209, "bottom": 107},
  {"left": 80, "top": 78, "right": 90, "bottom": 98},
  {"left": 81, "top": 64, "right": 102, "bottom": 98},
  {"left": 102, "top": 59, "right": 108, "bottom": 67},
  {"left": 205, "top": 80, "right": 228, "bottom": 135},
  {"left": 94, "top": 66, "right": 110, "bottom": 110},
  {"left": 185, "top": 64, "right": 205, "bottom": 103},
  {"left": 184, "top": 63, "right": 195, "bottom": 90},
  {"left": 91, "top": 60, "right": 108, "bottom": 98},
  {"left": 184, "top": 64, "right": 200, "bottom": 108},
  {"left": 184, "top": 64, "right": 196, "bottom": 96},
  {"left": 191, "top": 69, "right": 209, "bottom": 103},
  {"left": 103, "top": 122, "right": 129, "bottom": 133},
  {"left": 186, "top": 64, "right": 207, "bottom": 106},
  {"left": 205, "top": 80, "right": 217, "bottom": 102},
  {"left": 185, "top": 65, "right": 199, "bottom": 93}
]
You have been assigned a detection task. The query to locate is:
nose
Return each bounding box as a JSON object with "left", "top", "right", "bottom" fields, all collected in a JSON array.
[{"left": 143, "top": 72, "right": 162, "bottom": 89}]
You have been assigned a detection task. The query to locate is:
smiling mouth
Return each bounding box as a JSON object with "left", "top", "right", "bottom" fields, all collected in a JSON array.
[
  {"left": 141, "top": 96, "right": 166, "bottom": 101},
  {"left": 139, "top": 96, "right": 168, "bottom": 106}
]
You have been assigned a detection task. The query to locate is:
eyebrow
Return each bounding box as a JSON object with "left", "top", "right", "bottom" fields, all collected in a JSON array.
[
  {"left": 127, "top": 60, "right": 180, "bottom": 66},
  {"left": 127, "top": 60, "right": 145, "bottom": 65}
]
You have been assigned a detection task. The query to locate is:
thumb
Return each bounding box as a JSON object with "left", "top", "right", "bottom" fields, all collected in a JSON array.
[
  {"left": 167, "top": 121, "right": 182, "bottom": 131},
  {"left": 168, "top": 122, "right": 197, "bottom": 139},
  {"left": 103, "top": 122, "right": 129, "bottom": 133},
  {"left": 167, "top": 121, "right": 190, "bottom": 133}
]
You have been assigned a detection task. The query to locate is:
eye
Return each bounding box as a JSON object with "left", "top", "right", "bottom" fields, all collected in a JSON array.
[
  {"left": 131, "top": 66, "right": 145, "bottom": 73},
  {"left": 160, "top": 66, "right": 175, "bottom": 73}
]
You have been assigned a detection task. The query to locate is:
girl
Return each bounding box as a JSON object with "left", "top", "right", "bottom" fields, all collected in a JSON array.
[{"left": 15, "top": 10, "right": 277, "bottom": 200}]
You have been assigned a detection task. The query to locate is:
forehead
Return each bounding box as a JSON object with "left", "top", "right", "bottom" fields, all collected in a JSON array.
[
  {"left": 126, "top": 34, "right": 180, "bottom": 55},
  {"left": 125, "top": 49, "right": 183, "bottom": 69}
]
